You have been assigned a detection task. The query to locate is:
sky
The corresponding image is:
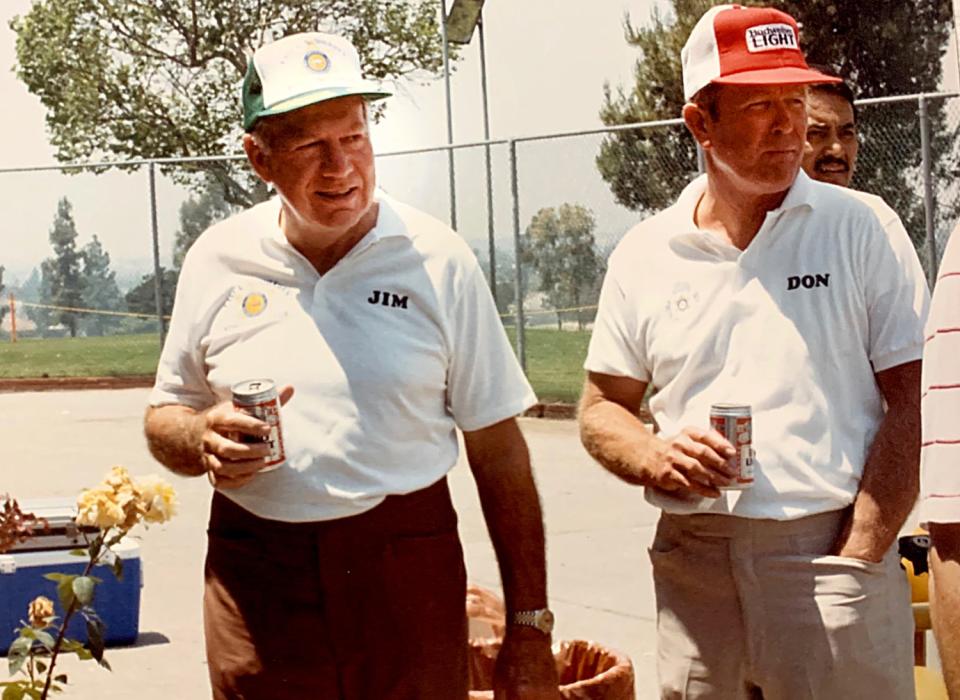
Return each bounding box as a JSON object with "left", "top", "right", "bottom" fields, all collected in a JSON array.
[
  {"left": 0, "top": 0, "right": 652, "bottom": 287},
  {"left": 1, "top": 1, "right": 958, "bottom": 289}
]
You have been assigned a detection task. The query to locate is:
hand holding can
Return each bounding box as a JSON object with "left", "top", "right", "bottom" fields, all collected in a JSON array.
[
  {"left": 231, "top": 379, "right": 286, "bottom": 471},
  {"left": 709, "top": 404, "right": 755, "bottom": 490}
]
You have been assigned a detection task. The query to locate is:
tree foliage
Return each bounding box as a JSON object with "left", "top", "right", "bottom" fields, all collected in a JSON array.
[
  {"left": 126, "top": 268, "right": 178, "bottom": 319},
  {"left": 20, "top": 267, "right": 55, "bottom": 336},
  {"left": 81, "top": 235, "right": 124, "bottom": 336},
  {"left": 173, "top": 181, "right": 237, "bottom": 269},
  {"left": 597, "top": 0, "right": 955, "bottom": 250},
  {"left": 11, "top": 0, "right": 449, "bottom": 207},
  {"left": 42, "top": 198, "right": 86, "bottom": 337},
  {"left": 522, "top": 204, "right": 604, "bottom": 330},
  {"left": 0, "top": 266, "right": 7, "bottom": 328}
]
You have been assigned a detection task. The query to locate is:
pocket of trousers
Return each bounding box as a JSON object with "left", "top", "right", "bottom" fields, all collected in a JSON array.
[{"left": 810, "top": 554, "right": 886, "bottom": 575}]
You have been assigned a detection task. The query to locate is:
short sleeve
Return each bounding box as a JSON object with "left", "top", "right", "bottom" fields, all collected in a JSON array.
[
  {"left": 863, "top": 211, "right": 930, "bottom": 372},
  {"left": 148, "top": 256, "right": 217, "bottom": 410},
  {"left": 919, "top": 224, "right": 960, "bottom": 525},
  {"left": 583, "top": 260, "right": 650, "bottom": 381},
  {"left": 446, "top": 263, "right": 537, "bottom": 431}
]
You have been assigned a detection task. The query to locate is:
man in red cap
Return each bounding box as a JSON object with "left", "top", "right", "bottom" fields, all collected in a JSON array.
[{"left": 579, "top": 5, "right": 928, "bottom": 697}]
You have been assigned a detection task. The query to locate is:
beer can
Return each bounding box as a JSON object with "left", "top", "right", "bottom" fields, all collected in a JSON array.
[
  {"left": 231, "top": 379, "right": 285, "bottom": 470},
  {"left": 709, "top": 404, "right": 754, "bottom": 490}
]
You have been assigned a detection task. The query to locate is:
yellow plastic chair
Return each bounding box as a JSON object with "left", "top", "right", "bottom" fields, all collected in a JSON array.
[{"left": 901, "top": 532, "right": 949, "bottom": 700}]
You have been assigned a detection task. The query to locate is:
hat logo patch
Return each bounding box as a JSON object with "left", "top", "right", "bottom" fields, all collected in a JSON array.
[
  {"left": 242, "top": 292, "right": 268, "bottom": 317},
  {"left": 745, "top": 23, "right": 797, "bottom": 53},
  {"left": 304, "top": 50, "right": 330, "bottom": 72}
]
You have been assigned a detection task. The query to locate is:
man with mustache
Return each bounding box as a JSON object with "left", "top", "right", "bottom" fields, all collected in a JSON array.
[
  {"left": 579, "top": 5, "right": 929, "bottom": 697},
  {"left": 802, "top": 66, "right": 859, "bottom": 187},
  {"left": 143, "top": 31, "right": 559, "bottom": 700}
]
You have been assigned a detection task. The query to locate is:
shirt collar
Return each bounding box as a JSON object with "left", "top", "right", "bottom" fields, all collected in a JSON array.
[
  {"left": 669, "top": 169, "right": 818, "bottom": 241},
  {"left": 264, "top": 187, "right": 410, "bottom": 249}
]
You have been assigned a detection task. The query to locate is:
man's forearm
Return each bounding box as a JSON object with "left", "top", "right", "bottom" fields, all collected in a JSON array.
[
  {"left": 143, "top": 405, "right": 207, "bottom": 477},
  {"left": 931, "top": 524, "right": 960, "bottom": 697},
  {"left": 579, "top": 397, "right": 659, "bottom": 486},
  {"left": 466, "top": 421, "right": 548, "bottom": 616},
  {"left": 476, "top": 455, "right": 548, "bottom": 614},
  {"left": 839, "top": 403, "right": 920, "bottom": 560}
]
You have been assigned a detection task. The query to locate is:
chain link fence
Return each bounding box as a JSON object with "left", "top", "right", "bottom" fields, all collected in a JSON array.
[{"left": 1, "top": 93, "right": 957, "bottom": 401}]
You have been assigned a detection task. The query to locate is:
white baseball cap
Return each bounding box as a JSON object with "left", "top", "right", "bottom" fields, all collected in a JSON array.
[
  {"left": 681, "top": 5, "right": 839, "bottom": 101},
  {"left": 242, "top": 32, "right": 391, "bottom": 131}
]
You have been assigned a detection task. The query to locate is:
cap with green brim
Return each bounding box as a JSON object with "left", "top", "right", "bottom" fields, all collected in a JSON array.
[{"left": 242, "top": 32, "right": 391, "bottom": 132}]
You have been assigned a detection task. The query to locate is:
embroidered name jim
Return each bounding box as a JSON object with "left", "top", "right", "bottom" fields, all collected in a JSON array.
[{"left": 368, "top": 290, "right": 409, "bottom": 308}]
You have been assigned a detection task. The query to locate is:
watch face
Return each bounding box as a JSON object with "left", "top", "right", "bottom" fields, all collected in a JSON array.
[{"left": 535, "top": 609, "right": 555, "bottom": 633}]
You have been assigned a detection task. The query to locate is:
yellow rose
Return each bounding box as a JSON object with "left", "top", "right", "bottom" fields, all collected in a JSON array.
[
  {"left": 137, "top": 475, "right": 177, "bottom": 524},
  {"left": 28, "top": 596, "right": 54, "bottom": 628},
  {"left": 76, "top": 467, "right": 177, "bottom": 531},
  {"left": 76, "top": 485, "right": 127, "bottom": 529}
]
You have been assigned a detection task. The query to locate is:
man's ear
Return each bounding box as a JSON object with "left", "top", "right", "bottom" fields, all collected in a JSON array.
[
  {"left": 682, "top": 103, "right": 712, "bottom": 150},
  {"left": 243, "top": 133, "right": 272, "bottom": 184}
]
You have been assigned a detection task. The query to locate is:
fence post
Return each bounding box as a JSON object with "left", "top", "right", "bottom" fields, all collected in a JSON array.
[
  {"left": 148, "top": 162, "right": 166, "bottom": 345},
  {"left": 509, "top": 139, "right": 526, "bottom": 372},
  {"left": 479, "top": 16, "right": 497, "bottom": 308},
  {"left": 919, "top": 95, "right": 937, "bottom": 285},
  {"left": 438, "top": 0, "right": 458, "bottom": 231}
]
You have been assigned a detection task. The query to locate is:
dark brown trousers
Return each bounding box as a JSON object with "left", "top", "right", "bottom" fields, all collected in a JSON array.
[{"left": 203, "top": 478, "right": 469, "bottom": 700}]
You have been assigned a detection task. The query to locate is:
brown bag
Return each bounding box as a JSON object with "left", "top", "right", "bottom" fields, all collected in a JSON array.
[{"left": 467, "top": 638, "right": 635, "bottom": 700}]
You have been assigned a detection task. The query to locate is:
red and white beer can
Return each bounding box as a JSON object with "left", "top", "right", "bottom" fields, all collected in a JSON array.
[
  {"left": 231, "top": 379, "right": 285, "bottom": 470},
  {"left": 709, "top": 403, "right": 754, "bottom": 490}
]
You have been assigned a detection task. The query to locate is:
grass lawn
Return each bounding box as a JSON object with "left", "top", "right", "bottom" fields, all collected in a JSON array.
[
  {"left": 0, "top": 328, "right": 590, "bottom": 403},
  {"left": 505, "top": 326, "right": 590, "bottom": 404},
  {"left": 0, "top": 334, "right": 162, "bottom": 378}
]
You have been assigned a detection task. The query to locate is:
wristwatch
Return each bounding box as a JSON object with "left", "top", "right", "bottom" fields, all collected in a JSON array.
[{"left": 510, "top": 608, "right": 555, "bottom": 635}]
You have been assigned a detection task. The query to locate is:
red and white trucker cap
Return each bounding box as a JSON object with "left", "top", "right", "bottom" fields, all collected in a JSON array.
[{"left": 681, "top": 5, "right": 840, "bottom": 101}]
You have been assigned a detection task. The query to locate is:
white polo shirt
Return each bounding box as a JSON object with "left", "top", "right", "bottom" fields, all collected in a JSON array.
[
  {"left": 920, "top": 223, "right": 960, "bottom": 525},
  {"left": 585, "top": 172, "right": 929, "bottom": 520},
  {"left": 150, "top": 191, "right": 536, "bottom": 522}
]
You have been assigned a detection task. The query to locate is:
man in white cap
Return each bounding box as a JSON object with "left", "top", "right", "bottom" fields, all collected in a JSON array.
[
  {"left": 579, "top": 5, "right": 928, "bottom": 697},
  {"left": 144, "top": 32, "right": 559, "bottom": 700}
]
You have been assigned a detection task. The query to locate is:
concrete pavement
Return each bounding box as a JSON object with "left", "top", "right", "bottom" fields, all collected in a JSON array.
[{"left": 1, "top": 389, "right": 661, "bottom": 698}]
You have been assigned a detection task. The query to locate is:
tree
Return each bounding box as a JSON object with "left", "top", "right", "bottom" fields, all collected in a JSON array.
[
  {"left": 11, "top": 0, "right": 450, "bottom": 207},
  {"left": 81, "top": 235, "right": 124, "bottom": 336},
  {"left": 173, "top": 181, "right": 236, "bottom": 270},
  {"left": 0, "top": 267, "right": 7, "bottom": 331},
  {"left": 42, "top": 198, "right": 85, "bottom": 337},
  {"left": 20, "top": 267, "right": 54, "bottom": 337},
  {"left": 522, "top": 204, "right": 605, "bottom": 331},
  {"left": 597, "top": 0, "right": 955, "bottom": 251},
  {"left": 125, "top": 268, "right": 178, "bottom": 319}
]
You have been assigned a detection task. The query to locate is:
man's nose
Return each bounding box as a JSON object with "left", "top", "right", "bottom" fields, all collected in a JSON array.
[
  {"left": 319, "top": 142, "right": 350, "bottom": 176},
  {"left": 825, "top": 134, "right": 845, "bottom": 157}
]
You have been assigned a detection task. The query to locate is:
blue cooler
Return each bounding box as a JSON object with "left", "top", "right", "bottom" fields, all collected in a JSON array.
[{"left": 0, "top": 500, "right": 142, "bottom": 652}]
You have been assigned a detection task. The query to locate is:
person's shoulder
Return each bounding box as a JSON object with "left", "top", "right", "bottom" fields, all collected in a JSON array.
[
  {"left": 608, "top": 206, "right": 679, "bottom": 269},
  {"left": 380, "top": 194, "right": 477, "bottom": 266},
  {"left": 811, "top": 181, "right": 899, "bottom": 228},
  {"left": 181, "top": 198, "right": 278, "bottom": 267}
]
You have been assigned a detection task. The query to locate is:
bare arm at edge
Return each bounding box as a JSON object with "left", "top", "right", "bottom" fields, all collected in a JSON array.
[{"left": 930, "top": 522, "right": 960, "bottom": 698}]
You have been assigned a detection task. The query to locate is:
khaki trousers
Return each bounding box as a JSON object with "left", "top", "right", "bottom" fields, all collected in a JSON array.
[
  {"left": 650, "top": 509, "right": 914, "bottom": 699},
  {"left": 203, "top": 478, "right": 468, "bottom": 700}
]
